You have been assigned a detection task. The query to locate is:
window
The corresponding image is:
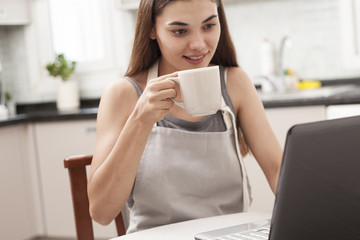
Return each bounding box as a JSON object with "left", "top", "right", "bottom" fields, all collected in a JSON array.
[
  {"left": 46, "top": 0, "right": 115, "bottom": 73},
  {"left": 24, "top": 0, "right": 129, "bottom": 100},
  {"left": 48, "top": 0, "right": 105, "bottom": 63}
]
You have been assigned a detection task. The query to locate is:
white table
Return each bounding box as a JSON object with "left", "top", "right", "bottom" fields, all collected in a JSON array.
[{"left": 112, "top": 211, "right": 271, "bottom": 240}]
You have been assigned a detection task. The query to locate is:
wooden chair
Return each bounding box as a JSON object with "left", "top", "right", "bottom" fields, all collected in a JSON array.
[{"left": 64, "top": 154, "right": 126, "bottom": 240}]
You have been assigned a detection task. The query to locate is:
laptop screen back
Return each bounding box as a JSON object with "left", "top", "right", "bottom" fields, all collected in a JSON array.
[{"left": 269, "top": 116, "right": 360, "bottom": 240}]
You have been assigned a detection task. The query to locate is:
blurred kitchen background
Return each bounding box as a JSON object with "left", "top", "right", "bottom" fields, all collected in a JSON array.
[
  {"left": 0, "top": 0, "right": 359, "bottom": 106},
  {"left": 1, "top": 0, "right": 360, "bottom": 240}
]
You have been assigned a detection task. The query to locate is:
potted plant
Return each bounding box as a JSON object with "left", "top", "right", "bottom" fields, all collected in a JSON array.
[{"left": 46, "top": 53, "right": 80, "bottom": 111}]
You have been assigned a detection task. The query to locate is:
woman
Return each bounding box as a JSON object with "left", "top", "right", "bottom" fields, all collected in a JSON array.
[{"left": 88, "top": 0, "right": 282, "bottom": 234}]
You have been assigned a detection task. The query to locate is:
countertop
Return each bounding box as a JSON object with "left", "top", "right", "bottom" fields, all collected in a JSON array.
[
  {"left": 1, "top": 80, "right": 360, "bottom": 128},
  {"left": 260, "top": 84, "right": 360, "bottom": 108},
  {"left": 0, "top": 107, "right": 98, "bottom": 127}
]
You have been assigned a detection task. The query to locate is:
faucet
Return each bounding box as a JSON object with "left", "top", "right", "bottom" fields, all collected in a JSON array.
[
  {"left": 257, "top": 36, "right": 292, "bottom": 93},
  {"left": 256, "top": 75, "right": 280, "bottom": 93},
  {"left": 278, "top": 36, "right": 292, "bottom": 77},
  {"left": 276, "top": 36, "right": 292, "bottom": 91}
]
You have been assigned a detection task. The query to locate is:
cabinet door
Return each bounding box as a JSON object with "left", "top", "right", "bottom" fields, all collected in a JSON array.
[
  {"left": 266, "top": 105, "right": 326, "bottom": 147},
  {"left": 326, "top": 104, "right": 360, "bottom": 119},
  {"left": 0, "top": 0, "right": 30, "bottom": 25},
  {"left": 0, "top": 125, "right": 33, "bottom": 240},
  {"left": 35, "top": 119, "right": 118, "bottom": 238},
  {"left": 245, "top": 105, "right": 326, "bottom": 212}
]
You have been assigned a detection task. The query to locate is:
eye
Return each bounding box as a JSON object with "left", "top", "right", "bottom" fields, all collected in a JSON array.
[
  {"left": 203, "top": 23, "right": 216, "bottom": 30},
  {"left": 172, "top": 29, "right": 187, "bottom": 36}
]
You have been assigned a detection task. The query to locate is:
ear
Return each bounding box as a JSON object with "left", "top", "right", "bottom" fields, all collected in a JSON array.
[{"left": 150, "top": 27, "right": 156, "bottom": 40}]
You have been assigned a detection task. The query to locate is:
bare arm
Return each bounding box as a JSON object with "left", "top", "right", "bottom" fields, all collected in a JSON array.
[
  {"left": 88, "top": 73, "right": 177, "bottom": 225},
  {"left": 227, "top": 67, "right": 282, "bottom": 194}
]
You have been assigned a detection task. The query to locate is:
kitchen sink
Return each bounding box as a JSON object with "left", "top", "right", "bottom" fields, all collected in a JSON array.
[{"left": 258, "top": 85, "right": 357, "bottom": 101}]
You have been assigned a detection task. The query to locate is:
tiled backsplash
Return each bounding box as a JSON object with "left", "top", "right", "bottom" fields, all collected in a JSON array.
[
  {"left": 0, "top": 27, "right": 15, "bottom": 101},
  {"left": 1, "top": 0, "right": 360, "bottom": 104},
  {"left": 0, "top": 26, "right": 28, "bottom": 103}
]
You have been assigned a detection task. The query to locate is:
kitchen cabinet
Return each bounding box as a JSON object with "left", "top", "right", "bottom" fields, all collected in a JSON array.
[
  {"left": 326, "top": 104, "right": 360, "bottom": 119},
  {"left": 265, "top": 105, "right": 326, "bottom": 147},
  {"left": 34, "top": 119, "right": 118, "bottom": 238},
  {"left": 244, "top": 105, "right": 326, "bottom": 212},
  {"left": 0, "top": 0, "right": 30, "bottom": 25},
  {"left": 0, "top": 124, "right": 43, "bottom": 240}
]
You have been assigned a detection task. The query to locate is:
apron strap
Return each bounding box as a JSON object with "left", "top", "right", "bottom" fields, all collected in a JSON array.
[
  {"left": 148, "top": 60, "right": 159, "bottom": 127},
  {"left": 148, "top": 60, "right": 159, "bottom": 81},
  {"left": 221, "top": 99, "right": 250, "bottom": 212}
]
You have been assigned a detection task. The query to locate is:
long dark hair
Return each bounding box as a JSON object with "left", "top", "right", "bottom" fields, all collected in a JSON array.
[
  {"left": 125, "top": 0, "right": 249, "bottom": 156},
  {"left": 125, "top": 0, "right": 238, "bottom": 77}
]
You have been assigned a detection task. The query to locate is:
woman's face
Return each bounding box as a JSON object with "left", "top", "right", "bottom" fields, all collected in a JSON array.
[{"left": 152, "top": 0, "right": 221, "bottom": 74}]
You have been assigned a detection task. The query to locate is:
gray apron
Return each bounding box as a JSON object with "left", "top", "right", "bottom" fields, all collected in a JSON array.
[{"left": 126, "top": 62, "right": 251, "bottom": 233}]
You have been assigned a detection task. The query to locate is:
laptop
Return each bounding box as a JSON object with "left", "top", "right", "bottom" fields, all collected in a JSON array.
[{"left": 195, "top": 115, "right": 360, "bottom": 240}]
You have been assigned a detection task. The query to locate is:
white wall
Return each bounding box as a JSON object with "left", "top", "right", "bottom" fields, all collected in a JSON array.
[
  {"left": 225, "top": 0, "right": 360, "bottom": 80},
  {"left": 0, "top": 0, "right": 360, "bottom": 104}
]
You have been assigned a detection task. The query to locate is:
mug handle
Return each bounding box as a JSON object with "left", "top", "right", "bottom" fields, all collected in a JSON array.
[{"left": 166, "top": 77, "right": 185, "bottom": 109}]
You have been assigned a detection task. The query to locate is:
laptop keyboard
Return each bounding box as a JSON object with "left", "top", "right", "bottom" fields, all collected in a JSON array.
[{"left": 215, "top": 225, "right": 270, "bottom": 240}]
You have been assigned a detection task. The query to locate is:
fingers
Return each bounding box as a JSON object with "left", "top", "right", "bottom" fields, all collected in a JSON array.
[
  {"left": 158, "top": 98, "right": 175, "bottom": 110},
  {"left": 149, "top": 72, "right": 178, "bottom": 83},
  {"left": 150, "top": 80, "right": 177, "bottom": 93},
  {"left": 147, "top": 72, "right": 177, "bottom": 88},
  {"left": 135, "top": 72, "right": 179, "bottom": 123},
  {"left": 148, "top": 75, "right": 177, "bottom": 91},
  {"left": 146, "top": 74, "right": 178, "bottom": 101},
  {"left": 154, "top": 88, "right": 177, "bottom": 101}
]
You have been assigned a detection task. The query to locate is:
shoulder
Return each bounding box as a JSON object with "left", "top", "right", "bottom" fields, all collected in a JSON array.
[
  {"left": 101, "top": 78, "right": 137, "bottom": 106},
  {"left": 101, "top": 68, "right": 149, "bottom": 104},
  {"left": 225, "top": 66, "right": 252, "bottom": 89},
  {"left": 97, "top": 77, "right": 139, "bottom": 124},
  {"left": 225, "top": 66, "right": 257, "bottom": 113}
]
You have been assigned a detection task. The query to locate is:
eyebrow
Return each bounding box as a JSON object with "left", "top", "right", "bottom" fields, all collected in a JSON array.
[{"left": 168, "top": 15, "right": 218, "bottom": 26}]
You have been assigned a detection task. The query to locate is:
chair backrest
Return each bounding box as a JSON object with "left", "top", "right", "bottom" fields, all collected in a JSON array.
[{"left": 64, "top": 154, "right": 126, "bottom": 240}]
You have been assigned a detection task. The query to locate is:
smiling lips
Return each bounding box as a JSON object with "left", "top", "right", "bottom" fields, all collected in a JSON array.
[{"left": 183, "top": 53, "right": 207, "bottom": 65}]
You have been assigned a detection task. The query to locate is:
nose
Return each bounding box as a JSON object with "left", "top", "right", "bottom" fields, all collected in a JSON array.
[{"left": 188, "top": 31, "right": 206, "bottom": 51}]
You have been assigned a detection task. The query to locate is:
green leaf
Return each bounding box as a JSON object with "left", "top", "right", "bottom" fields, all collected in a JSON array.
[{"left": 45, "top": 53, "right": 77, "bottom": 81}]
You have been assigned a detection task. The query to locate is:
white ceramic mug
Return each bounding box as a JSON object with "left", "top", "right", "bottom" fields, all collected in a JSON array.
[{"left": 167, "top": 66, "right": 221, "bottom": 116}]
